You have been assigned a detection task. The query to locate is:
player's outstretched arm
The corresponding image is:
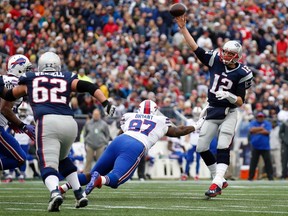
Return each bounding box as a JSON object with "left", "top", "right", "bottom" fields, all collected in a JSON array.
[
  {"left": 72, "top": 79, "right": 116, "bottom": 117},
  {"left": 175, "top": 15, "right": 198, "bottom": 52},
  {"left": 1, "top": 100, "right": 23, "bottom": 127},
  {"left": 166, "top": 117, "right": 205, "bottom": 137},
  {"left": 3, "top": 85, "right": 27, "bottom": 101},
  {"left": 166, "top": 125, "right": 195, "bottom": 137}
]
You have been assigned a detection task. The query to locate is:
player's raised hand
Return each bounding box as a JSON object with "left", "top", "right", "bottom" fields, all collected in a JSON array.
[
  {"left": 175, "top": 15, "right": 186, "bottom": 29},
  {"left": 105, "top": 102, "right": 116, "bottom": 117}
]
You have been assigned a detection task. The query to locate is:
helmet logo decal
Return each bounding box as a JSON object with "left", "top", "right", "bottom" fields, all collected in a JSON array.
[
  {"left": 144, "top": 100, "right": 151, "bottom": 114},
  {"left": 234, "top": 43, "right": 241, "bottom": 48},
  {"left": 11, "top": 58, "right": 26, "bottom": 68}
]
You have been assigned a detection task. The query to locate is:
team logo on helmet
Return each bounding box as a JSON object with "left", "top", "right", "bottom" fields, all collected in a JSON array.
[
  {"left": 138, "top": 100, "right": 158, "bottom": 115},
  {"left": 10, "top": 58, "right": 26, "bottom": 68}
]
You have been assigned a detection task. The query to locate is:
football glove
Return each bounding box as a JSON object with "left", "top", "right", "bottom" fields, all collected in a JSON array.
[
  {"left": 215, "top": 90, "right": 237, "bottom": 104},
  {"left": 102, "top": 100, "right": 116, "bottom": 117},
  {"left": 22, "top": 124, "right": 35, "bottom": 141}
]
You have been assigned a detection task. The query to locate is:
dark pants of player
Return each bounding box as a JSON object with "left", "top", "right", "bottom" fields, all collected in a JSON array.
[
  {"left": 185, "top": 146, "right": 201, "bottom": 176},
  {"left": 248, "top": 148, "right": 274, "bottom": 180},
  {"left": 0, "top": 127, "right": 26, "bottom": 170},
  {"left": 137, "top": 155, "right": 146, "bottom": 179},
  {"left": 89, "top": 134, "right": 146, "bottom": 188}
]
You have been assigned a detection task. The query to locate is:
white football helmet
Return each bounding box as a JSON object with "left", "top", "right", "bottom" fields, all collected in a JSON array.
[
  {"left": 38, "top": 51, "right": 61, "bottom": 72},
  {"left": 220, "top": 40, "right": 242, "bottom": 65},
  {"left": 138, "top": 100, "right": 158, "bottom": 115},
  {"left": 18, "top": 102, "right": 28, "bottom": 117},
  {"left": 7, "top": 54, "right": 32, "bottom": 77},
  {"left": 192, "top": 106, "right": 202, "bottom": 119}
]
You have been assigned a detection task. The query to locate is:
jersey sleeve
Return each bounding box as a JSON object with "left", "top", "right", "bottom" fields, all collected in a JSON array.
[
  {"left": 0, "top": 76, "right": 4, "bottom": 94},
  {"left": 194, "top": 47, "right": 216, "bottom": 67},
  {"left": 67, "top": 72, "right": 78, "bottom": 83},
  {"left": 239, "top": 69, "right": 253, "bottom": 90},
  {"left": 18, "top": 73, "right": 29, "bottom": 85},
  {"left": 236, "top": 68, "right": 253, "bottom": 101},
  {"left": 165, "top": 117, "right": 172, "bottom": 127}
]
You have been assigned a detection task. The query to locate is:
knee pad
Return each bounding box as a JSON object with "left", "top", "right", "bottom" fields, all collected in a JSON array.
[
  {"left": 59, "top": 157, "right": 77, "bottom": 177},
  {"left": 200, "top": 150, "right": 216, "bottom": 166},
  {"left": 217, "top": 149, "right": 230, "bottom": 165},
  {"left": 41, "top": 167, "right": 58, "bottom": 182}
]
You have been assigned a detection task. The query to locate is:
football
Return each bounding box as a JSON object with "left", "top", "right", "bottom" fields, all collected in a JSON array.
[{"left": 169, "top": 3, "right": 187, "bottom": 17}]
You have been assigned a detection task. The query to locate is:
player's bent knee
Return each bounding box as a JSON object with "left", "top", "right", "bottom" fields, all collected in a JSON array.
[{"left": 107, "top": 173, "right": 120, "bottom": 189}]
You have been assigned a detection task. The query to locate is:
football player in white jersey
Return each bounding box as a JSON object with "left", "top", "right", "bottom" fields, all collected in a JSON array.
[
  {"left": 59, "top": 100, "right": 204, "bottom": 195},
  {"left": 182, "top": 106, "right": 202, "bottom": 181},
  {"left": 0, "top": 54, "right": 35, "bottom": 178},
  {"left": 175, "top": 16, "right": 253, "bottom": 197},
  {"left": 13, "top": 102, "right": 38, "bottom": 181}
]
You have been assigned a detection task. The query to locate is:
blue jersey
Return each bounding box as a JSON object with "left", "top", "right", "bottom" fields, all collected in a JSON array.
[
  {"left": 194, "top": 47, "right": 253, "bottom": 108},
  {"left": 0, "top": 76, "right": 4, "bottom": 93},
  {"left": 248, "top": 120, "right": 272, "bottom": 150},
  {"left": 18, "top": 71, "right": 77, "bottom": 120}
]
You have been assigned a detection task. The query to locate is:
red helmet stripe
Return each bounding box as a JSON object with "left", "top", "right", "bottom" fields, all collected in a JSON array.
[{"left": 143, "top": 100, "right": 150, "bottom": 114}]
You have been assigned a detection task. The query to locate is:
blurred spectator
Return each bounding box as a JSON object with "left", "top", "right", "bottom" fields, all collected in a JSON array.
[
  {"left": 248, "top": 112, "right": 273, "bottom": 181},
  {"left": 269, "top": 119, "right": 282, "bottom": 179},
  {"left": 80, "top": 94, "right": 98, "bottom": 116},
  {"left": 278, "top": 102, "right": 288, "bottom": 123},
  {"left": 159, "top": 97, "right": 177, "bottom": 124},
  {"left": 83, "top": 109, "right": 110, "bottom": 173},
  {"left": 70, "top": 97, "right": 83, "bottom": 116},
  {"left": 180, "top": 67, "right": 198, "bottom": 99}
]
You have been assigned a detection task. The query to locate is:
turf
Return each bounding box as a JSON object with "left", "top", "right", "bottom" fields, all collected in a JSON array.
[{"left": 0, "top": 179, "right": 287, "bottom": 216}]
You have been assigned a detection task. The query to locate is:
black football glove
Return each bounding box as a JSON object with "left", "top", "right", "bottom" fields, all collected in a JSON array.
[{"left": 102, "top": 100, "right": 116, "bottom": 117}]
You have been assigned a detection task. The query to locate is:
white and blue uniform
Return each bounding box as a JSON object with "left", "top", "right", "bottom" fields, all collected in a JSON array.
[
  {"left": 88, "top": 112, "right": 172, "bottom": 188},
  {"left": 185, "top": 119, "right": 201, "bottom": 176},
  {"left": 168, "top": 137, "right": 186, "bottom": 165},
  {"left": 0, "top": 75, "right": 26, "bottom": 170}
]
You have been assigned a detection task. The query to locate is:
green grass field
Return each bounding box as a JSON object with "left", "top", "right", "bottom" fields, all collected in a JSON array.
[{"left": 0, "top": 179, "right": 287, "bottom": 216}]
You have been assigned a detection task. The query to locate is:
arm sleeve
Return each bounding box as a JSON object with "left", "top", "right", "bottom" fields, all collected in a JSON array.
[
  {"left": 76, "top": 80, "right": 99, "bottom": 95},
  {"left": 194, "top": 47, "right": 212, "bottom": 66},
  {"left": 3, "top": 89, "right": 17, "bottom": 101}
]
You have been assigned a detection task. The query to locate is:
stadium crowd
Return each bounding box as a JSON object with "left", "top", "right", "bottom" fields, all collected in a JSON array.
[{"left": 0, "top": 0, "right": 287, "bottom": 180}]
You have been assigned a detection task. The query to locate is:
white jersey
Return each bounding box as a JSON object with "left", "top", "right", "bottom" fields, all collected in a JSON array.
[
  {"left": 0, "top": 75, "right": 22, "bottom": 127},
  {"left": 120, "top": 112, "right": 172, "bottom": 151}
]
